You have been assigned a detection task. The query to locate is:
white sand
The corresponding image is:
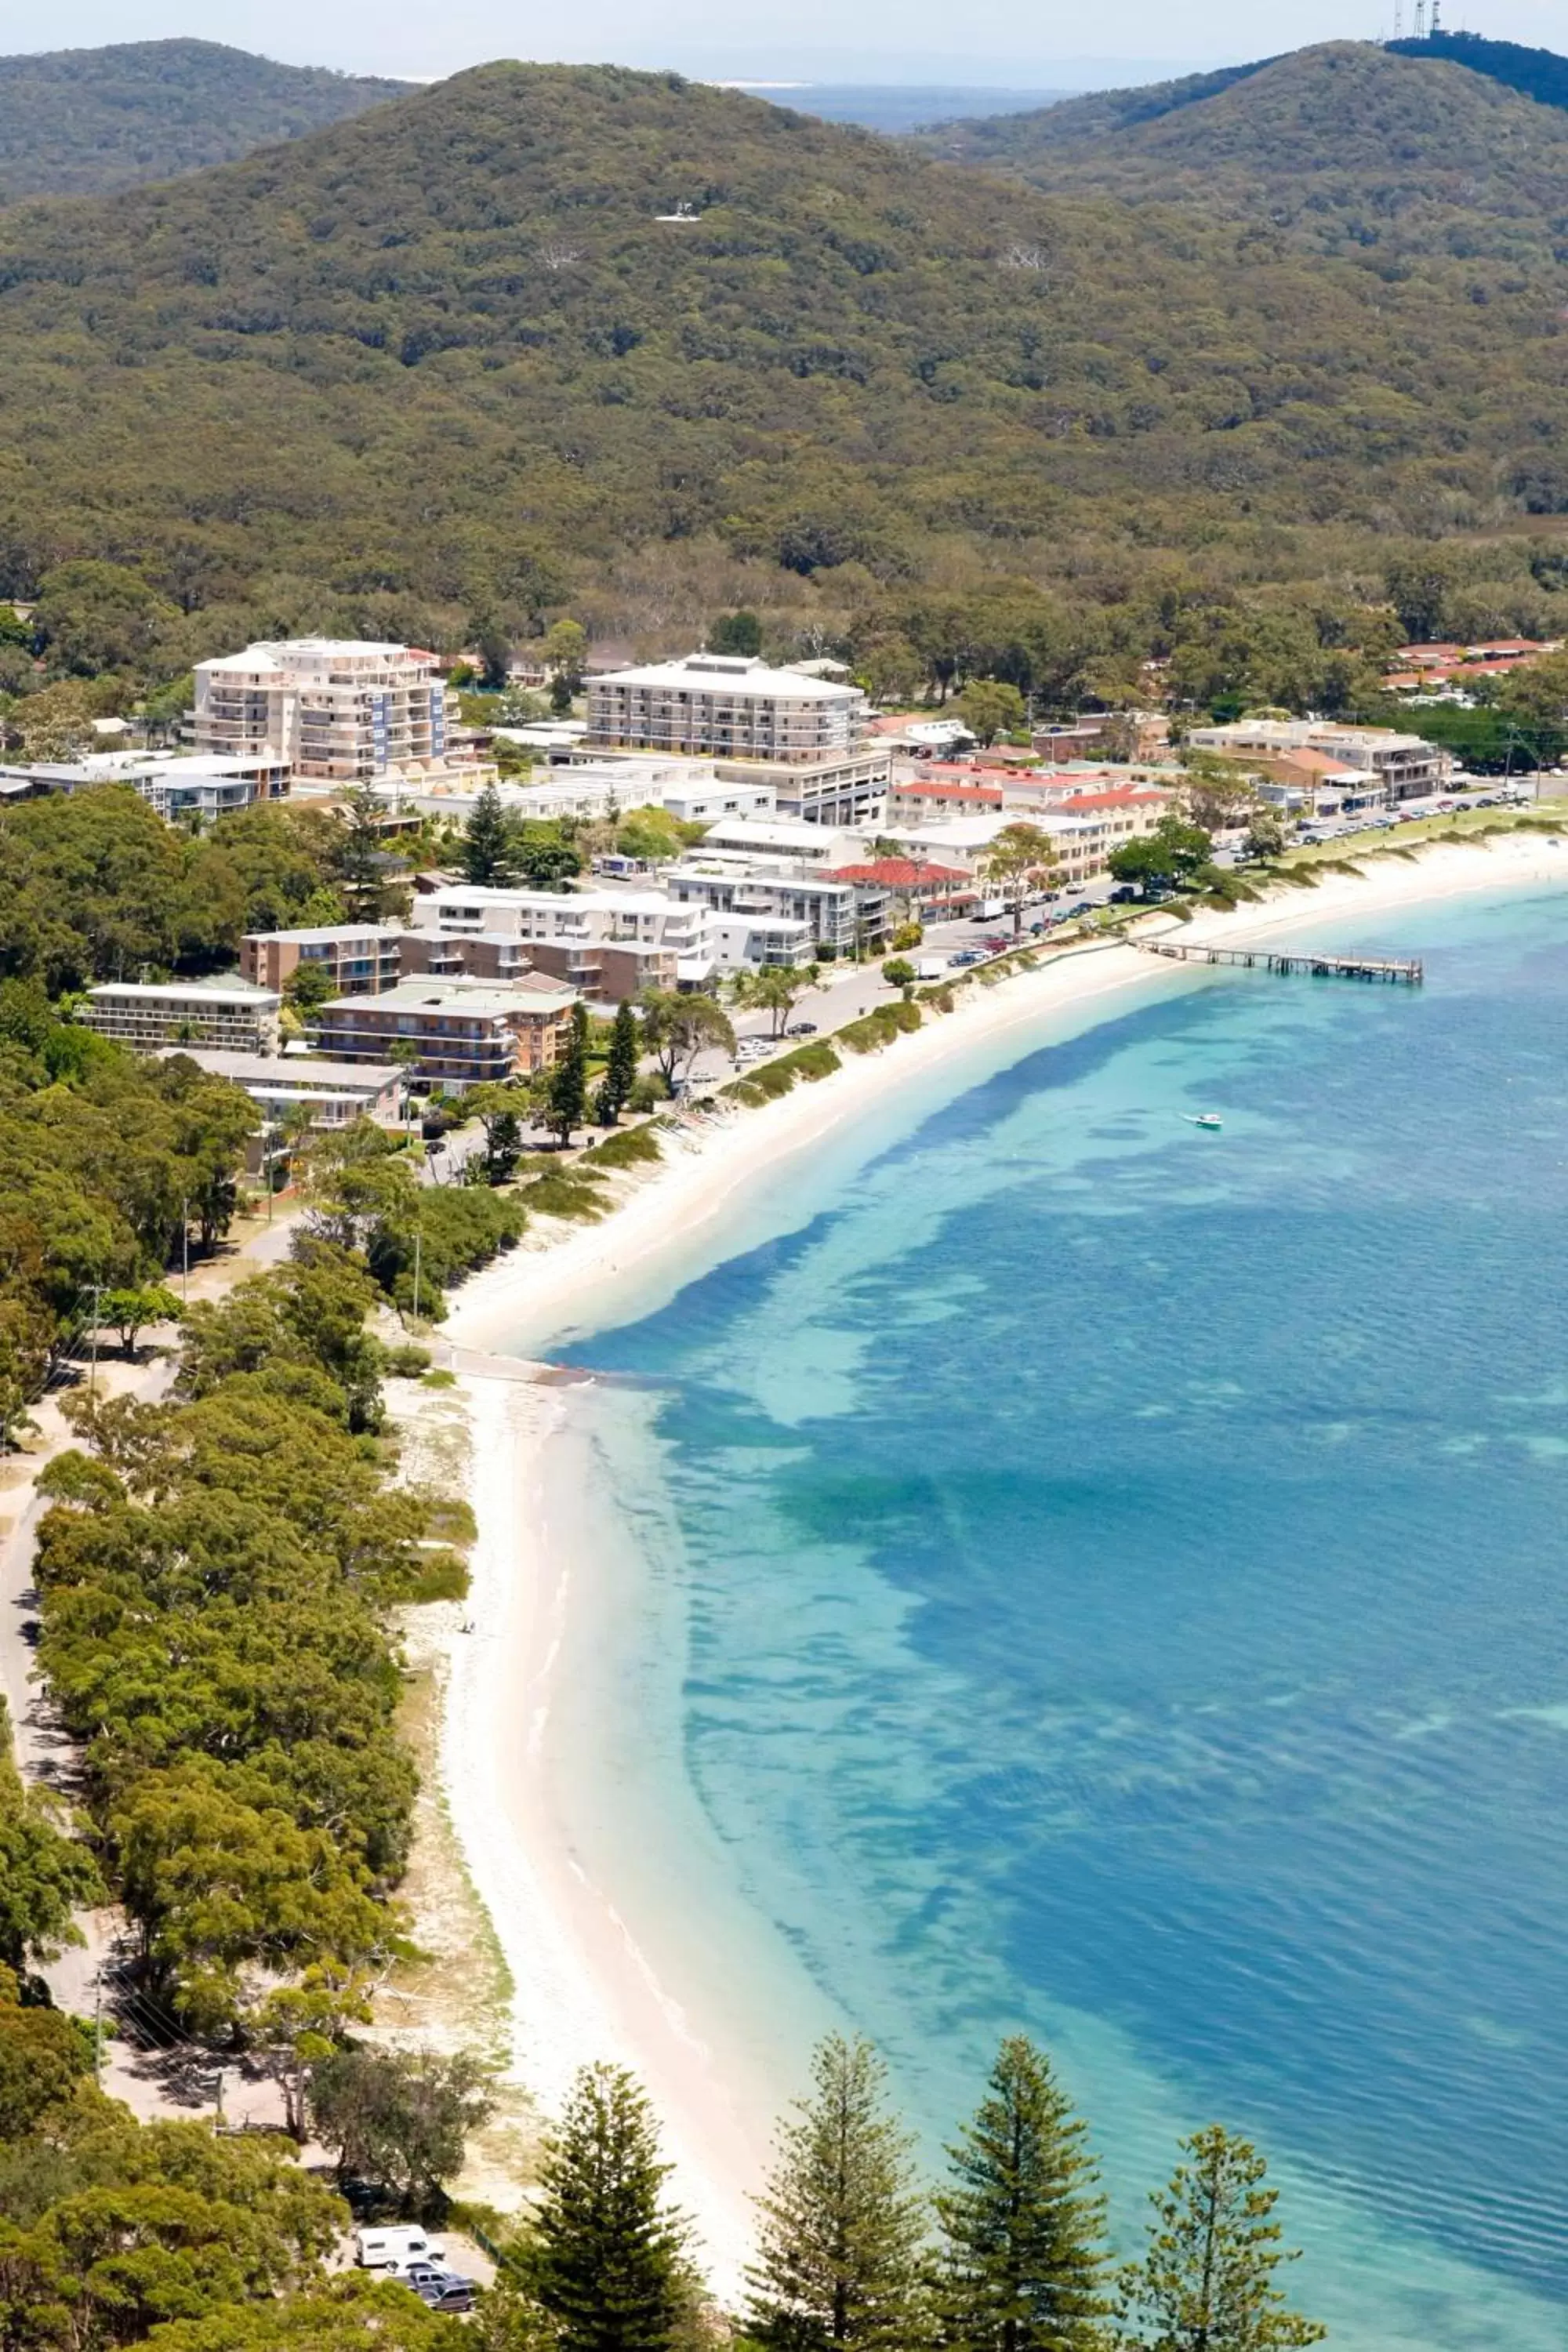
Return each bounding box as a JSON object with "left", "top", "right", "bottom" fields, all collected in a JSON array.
[{"left": 434, "top": 833, "right": 1567, "bottom": 2289}]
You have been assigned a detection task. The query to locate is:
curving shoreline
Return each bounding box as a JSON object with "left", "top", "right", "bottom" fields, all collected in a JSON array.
[{"left": 432, "top": 833, "right": 1568, "bottom": 2287}]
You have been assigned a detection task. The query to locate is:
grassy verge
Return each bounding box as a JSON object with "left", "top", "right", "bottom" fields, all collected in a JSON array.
[
  {"left": 579, "top": 1123, "right": 663, "bottom": 1171},
  {"left": 837, "top": 999, "right": 925, "bottom": 1053},
  {"left": 720, "top": 1037, "right": 842, "bottom": 1102}
]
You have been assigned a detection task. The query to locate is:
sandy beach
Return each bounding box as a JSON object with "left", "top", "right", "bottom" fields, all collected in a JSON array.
[{"left": 433, "top": 832, "right": 1568, "bottom": 2289}]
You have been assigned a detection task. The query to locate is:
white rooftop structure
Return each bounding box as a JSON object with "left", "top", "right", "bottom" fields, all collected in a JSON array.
[
  {"left": 194, "top": 638, "right": 455, "bottom": 784},
  {"left": 587, "top": 652, "right": 868, "bottom": 764},
  {"left": 155, "top": 1047, "right": 402, "bottom": 1130}
]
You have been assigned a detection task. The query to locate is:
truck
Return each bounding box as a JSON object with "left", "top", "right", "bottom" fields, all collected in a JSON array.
[{"left": 914, "top": 956, "right": 948, "bottom": 982}]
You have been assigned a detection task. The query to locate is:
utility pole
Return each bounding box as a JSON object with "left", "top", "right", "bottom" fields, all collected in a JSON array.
[
  {"left": 93, "top": 1965, "right": 103, "bottom": 2086},
  {"left": 89, "top": 1282, "right": 102, "bottom": 1394},
  {"left": 412, "top": 1221, "right": 422, "bottom": 1326},
  {"left": 181, "top": 1199, "right": 190, "bottom": 1305}
]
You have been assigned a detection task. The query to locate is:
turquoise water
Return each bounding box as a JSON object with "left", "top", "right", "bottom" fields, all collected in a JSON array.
[{"left": 550, "top": 890, "right": 1568, "bottom": 2346}]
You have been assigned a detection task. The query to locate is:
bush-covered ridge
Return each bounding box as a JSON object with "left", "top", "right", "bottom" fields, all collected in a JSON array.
[
  {"left": 1386, "top": 29, "right": 1568, "bottom": 117},
  {"left": 0, "top": 38, "right": 409, "bottom": 201},
  {"left": 1, "top": 53, "right": 1567, "bottom": 653}
]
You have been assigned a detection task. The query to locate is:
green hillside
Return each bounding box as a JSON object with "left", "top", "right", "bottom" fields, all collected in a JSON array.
[
  {"left": 920, "top": 40, "right": 1568, "bottom": 263},
  {"left": 0, "top": 56, "right": 1566, "bottom": 663},
  {"left": 1386, "top": 30, "right": 1568, "bottom": 115},
  {"left": 0, "top": 38, "right": 409, "bottom": 199}
]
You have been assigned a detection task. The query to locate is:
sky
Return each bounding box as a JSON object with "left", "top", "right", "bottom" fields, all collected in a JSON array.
[{"left": 9, "top": 0, "right": 1566, "bottom": 85}]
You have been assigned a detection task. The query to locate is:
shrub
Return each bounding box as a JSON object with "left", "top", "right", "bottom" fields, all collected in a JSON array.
[
  {"left": 580, "top": 1124, "right": 663, "bottom": 1171},
  {"left": 385, "top": 1343, "right": 432, "bottom": 1377},
  {"left": 421, "top": 1367, "right": 456, "bottom": 1387},
  {"left": 402, "top": 1553, "right": 470, "bottom": 1604},
  {"left": 521, "top": 1167, "right": 611, "bottom": 1221},
  {"left": 837, "top": 1000, "right": 922, "bottom": 1054}
]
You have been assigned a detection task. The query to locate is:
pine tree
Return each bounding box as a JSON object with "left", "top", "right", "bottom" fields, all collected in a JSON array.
[
  {"left": 548, "top": 1001, "right": 590, "bottom": 1144},
  {"left": 1116, "top": 2125, "right": 1326, "bottom": 2351},
  {"left": 746, "top": 2034, "right": 927, "bottom": 2352},
  {"left": 462, "top": 779, "right": 518, "bottom": 885},
  {"left": 601, "top": 1000, "right": 640, "bottom": 1123},
  {"left": 335, "top": 779, "right": 392, "bottom": 916},
  {"left": 524, "top": 2061, "right": 688, "bottom": 2352},
  {"left": 936, "top": 2037, "right": 1108, "bottom": 2352}
]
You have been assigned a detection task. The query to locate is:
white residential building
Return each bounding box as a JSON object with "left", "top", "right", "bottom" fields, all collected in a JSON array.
[
  {"left": 194, "top": 640, "right": 456, "bottom": 783},
  {"left": 155, "top": 1047, "right": 402, "bottom": 1134},
  {"left": 378, "top": 762, "right": 778, "bottom": 829},
  {"left": 702, "top": 914, "right": 815, "bottom": 971},
  {"left": 408, "top": 884, "right": 703, "bottom": 1001},
  {"left": 587, "top": 653, "right": 867, "bottom": 764},
  {"left": 664, "top": 864, "right": 865, "bottom": 960},
  {"left": 1187, "top": 720, "right": 1451, "bottom": 803},
  {"left": 0, "top": 750, "right": 289, "bottom": 821},
  {"left": 699, "top": 815, "right": 860, "bottom": 866},
  {"left": 81, "top": 976, "right": 282, "bottom": 1055}
]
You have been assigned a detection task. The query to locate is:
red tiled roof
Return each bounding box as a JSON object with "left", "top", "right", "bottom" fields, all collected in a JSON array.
[
  {"left": 827, "top": 858, "right": 975, "bottom": 889},
  {"left": 892, "top": 778, "right": 1005, "bottom": 803},
  {"left": 1058, "top": 788, "right": 1169, "bottom": 811}
]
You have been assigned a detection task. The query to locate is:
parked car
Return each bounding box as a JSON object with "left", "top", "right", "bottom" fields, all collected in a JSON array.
[
  {"left": 786, "top": 1020, "right": 818, "bottom": 1035},
  {"left": 419, "top": 2284, "right": 480, "bottom": 2314},
  {"left": 401, "top": 2263, "right": 475, "bottom": 2295},
  {"left": 1109, "top": 885, "right": 1138, "bottom": 904}
]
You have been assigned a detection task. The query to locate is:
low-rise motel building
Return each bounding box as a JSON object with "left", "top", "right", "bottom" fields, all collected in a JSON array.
[
  {"left": 154, "top": 1048, "right": 403, "bottom": 1162},
  {"left": 310, "top": 974, "right": 578, "bottom": 1091},
  {"left": 80, "top": 975, "right": 282, "bottom": 1056}
]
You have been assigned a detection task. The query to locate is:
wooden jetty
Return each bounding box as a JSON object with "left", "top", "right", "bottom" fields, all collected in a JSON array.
[{"left": 1136, "top": 939, "right": 1422, "bottom": 985}]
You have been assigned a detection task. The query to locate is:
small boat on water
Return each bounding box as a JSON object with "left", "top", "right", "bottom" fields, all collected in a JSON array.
[{"left": 1186, "top": 1112, "right": 1224, "bottom": 1131}]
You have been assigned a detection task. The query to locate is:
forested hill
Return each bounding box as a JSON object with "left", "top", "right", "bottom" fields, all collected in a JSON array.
[
  {"left": 0, "top": 38, "right": 409, "bottom": 198},
  {"left": 0, "top": 57, "right": 1566, "bottom": 656},
  {"left": 918, "top": 40, "right": 1568, "bottom": 260},
  {"left": 1385, "top": 30, "right": 1568, "bottom": 116}
]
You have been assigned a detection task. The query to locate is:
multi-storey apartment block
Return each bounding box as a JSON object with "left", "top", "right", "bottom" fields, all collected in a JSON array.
[
  {"left": 587, "top": 653, "right": 867, "bottom": 764},
  {"left": 80, "top": 977, "right": 282, "bottom": 1056},
  {"left": 662, "top": 866, "right": 866, "bottom": 960},
  {"left": 311, "top": 976, "right": 578, "bottom": 1089},
  {"left": 241, "top": 924, "right": 404, "bottom": 997},
  {"left": 407, "top": 884, "right": 701, "bottom": 1001},
  {"left": 194, "top": 640, "right": 455, "bottom": 783}
]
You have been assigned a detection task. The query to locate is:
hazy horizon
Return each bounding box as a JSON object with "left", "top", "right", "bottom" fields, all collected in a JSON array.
[{"left": 3, "top": 1, "right": 1564, "bottom": 86}]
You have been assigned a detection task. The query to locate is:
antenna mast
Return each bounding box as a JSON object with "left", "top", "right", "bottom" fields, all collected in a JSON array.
[
  {"left": 1392, "top": 0, "right": 1404, "bottom": 40},
  {"left": 1429, "top": 0, "right": 1442, "bottom": 29},
  {"left": 1414, "top": 0, "right": 1426, "bottom": 35}
]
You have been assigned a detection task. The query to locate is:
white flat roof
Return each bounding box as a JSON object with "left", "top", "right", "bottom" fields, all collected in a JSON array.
[
  {"left": 247, "top": 924, "right": 400, "bottom": 946},
  {"left": 426, "top": 884, "right": 677, "bottom": 917},
  {"left": 592, "top": 654, "right": 858, "bottom": 702},
  {"left": 89, "top": 978, "right": 280, "bottom": 1006},
  {"left": 157, "top": 1048, "right": 399, "bottom": 1087}
]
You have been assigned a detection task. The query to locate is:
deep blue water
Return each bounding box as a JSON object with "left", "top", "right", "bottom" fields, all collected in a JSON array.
[{"left": 554, "top": 890, "right": 1568, "bottom": 2345}]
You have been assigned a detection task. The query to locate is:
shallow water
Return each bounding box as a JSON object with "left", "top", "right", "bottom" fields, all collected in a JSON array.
[{"left": 550, "top": 889, "right": 1568, "bottom": 2346}]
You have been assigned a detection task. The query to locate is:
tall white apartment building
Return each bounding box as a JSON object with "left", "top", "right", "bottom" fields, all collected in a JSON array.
[
  {"left": 587, "top": 653, "right": 867, "bottom": 764},
  {"left": 194, "top": 640, "right": 455, "bottom": 782}
]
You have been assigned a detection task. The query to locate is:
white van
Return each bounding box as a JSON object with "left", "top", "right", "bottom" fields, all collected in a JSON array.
[{"left": 355, "top": 2226, "right": 447, "bottom": 2271}]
